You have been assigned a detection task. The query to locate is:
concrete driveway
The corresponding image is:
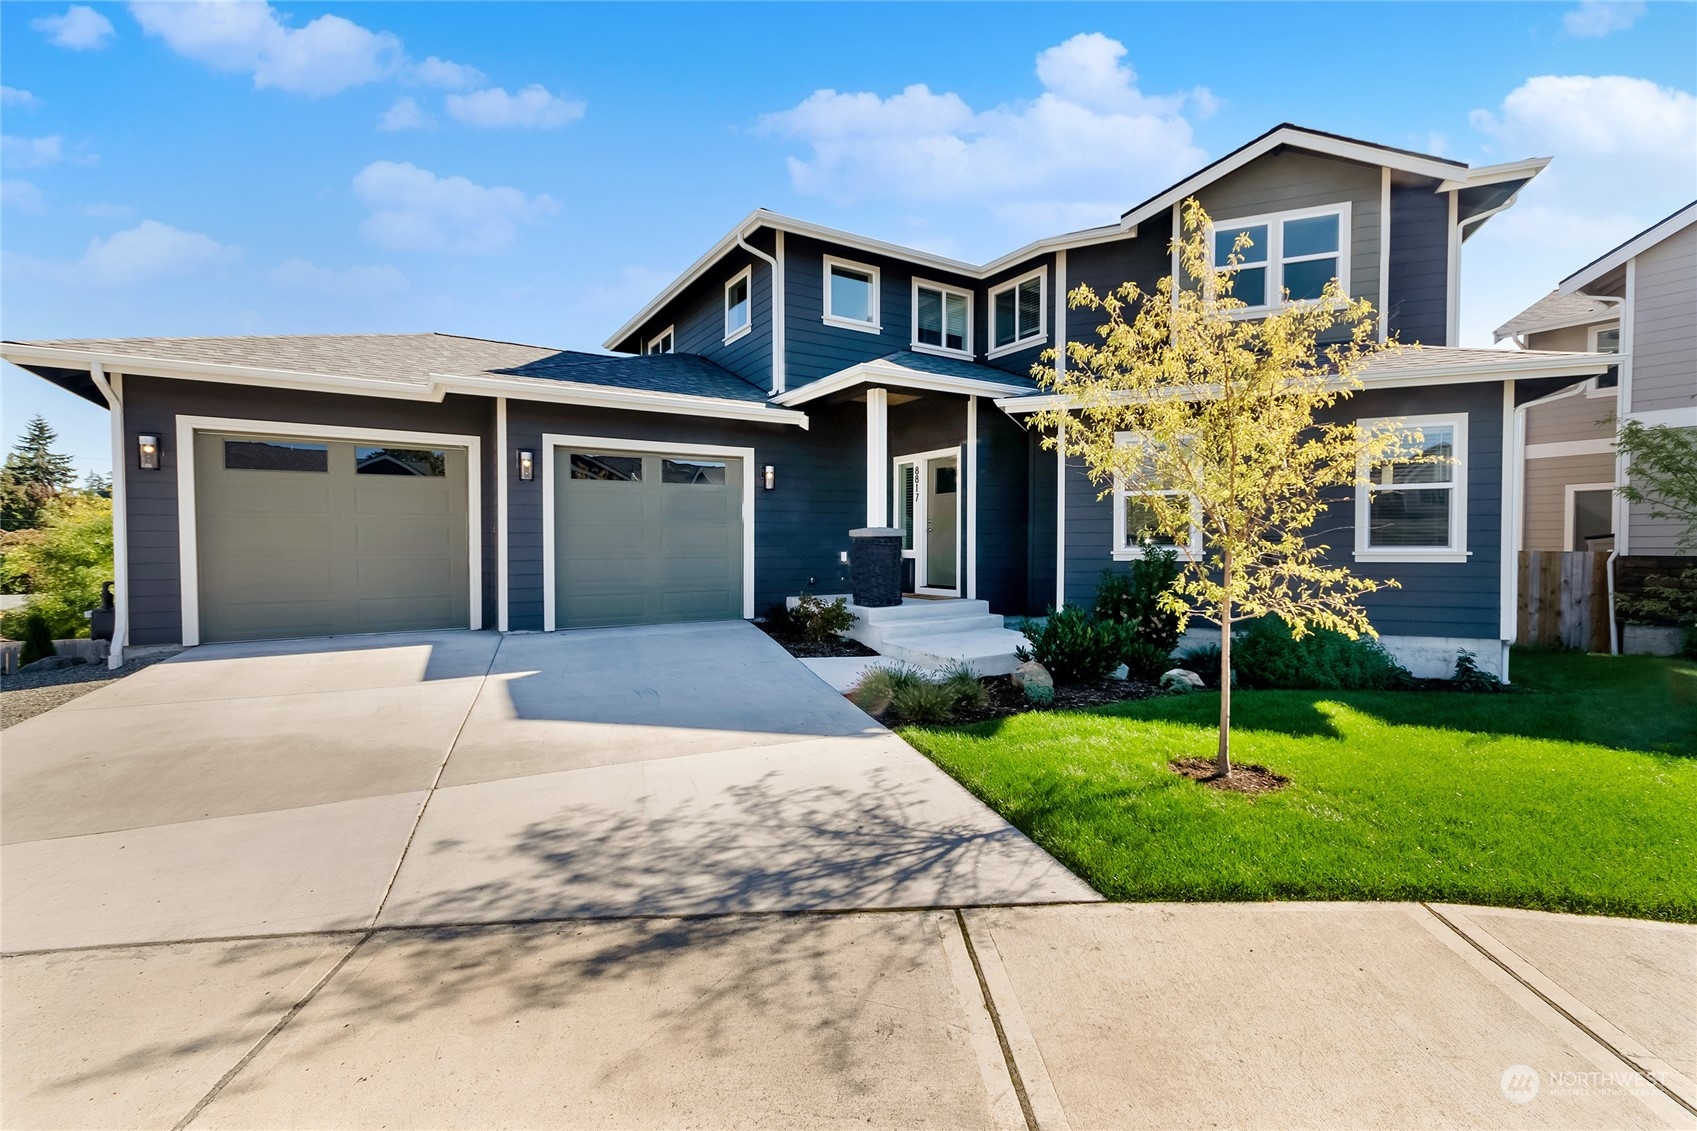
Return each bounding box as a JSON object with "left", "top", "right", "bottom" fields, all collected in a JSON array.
[{"left": 1, "top": 622, "right": 1094, "bottom": 953}]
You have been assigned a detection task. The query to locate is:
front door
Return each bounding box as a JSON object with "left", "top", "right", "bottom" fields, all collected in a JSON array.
[{"left": 923, "top": 454, "right": 959, "bottom": 593}]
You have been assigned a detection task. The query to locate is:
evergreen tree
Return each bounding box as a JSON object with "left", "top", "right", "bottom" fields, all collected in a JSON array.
[{"left": 0, "top": 416, "right": 78, "bottom": 530}]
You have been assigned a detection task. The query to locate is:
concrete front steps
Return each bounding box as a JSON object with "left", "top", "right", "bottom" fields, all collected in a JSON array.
[{"left": 844, "top": 598, "right": 1027, "bottom": 677}]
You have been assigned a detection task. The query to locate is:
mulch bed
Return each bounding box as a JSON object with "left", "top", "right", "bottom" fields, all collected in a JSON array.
[
  {"left": 1169, "top": 756, "right": 1290, "bottom": 795},
  {"left": 945, "top": 674, "right": 1161, "bottom": 724},
  {"left": 757, "top": 624, "right": 879, "bottom": 659}
]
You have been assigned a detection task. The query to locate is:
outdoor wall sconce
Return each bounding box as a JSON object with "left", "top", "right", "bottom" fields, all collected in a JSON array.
[
  {"left": 764, "top": 464, "right": 776, "bottom": 490},
  {"left": 518, "top": 450, "right": 534, "bottom": 481},
  {"left": 137, "top": 434, "right": 160, "bottom": 470}
]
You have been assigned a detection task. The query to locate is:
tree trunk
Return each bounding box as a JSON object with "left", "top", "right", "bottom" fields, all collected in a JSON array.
[{"left": 1217, "top": 550, "right": 1233, "bottom": 778}]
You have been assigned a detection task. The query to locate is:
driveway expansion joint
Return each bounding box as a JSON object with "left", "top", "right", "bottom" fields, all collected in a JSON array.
[{"left": 955, "top": 909, "right": 1040, "bottom": 1131}]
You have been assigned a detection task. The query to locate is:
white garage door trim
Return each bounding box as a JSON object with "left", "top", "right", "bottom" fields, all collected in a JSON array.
[
  {"left": 541, "top": 432, "right": 756, "bottom": 632},
  {"left": 175, "top": 415, "right": 483, "bottom": 646}
]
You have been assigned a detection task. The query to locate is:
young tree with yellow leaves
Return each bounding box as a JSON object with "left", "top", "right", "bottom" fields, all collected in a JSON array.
[{"left": 1029, "top": 198, "right": 1415, "bottom": 777}]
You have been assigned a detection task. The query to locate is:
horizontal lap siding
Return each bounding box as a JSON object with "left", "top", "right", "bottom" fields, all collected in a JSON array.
[
  {"left": 1387, "top": 183, "right": 1450, "bottom": 345},
  {"left": 976, "top": 400, "right": 1030, "bottom": 615},
  {"left": 1629, "top": 224, "right": 1697, "bottom": 414},
  {"left": 1525, "top": 325, "right": 1595, "bottom": 353},
  {"left": 119, "top": 376, "right": 497, "bottom": 646},
  {"left": 505, "top": 399, "right": 864, "bottom": 628},
  {"left": 1523, "top": 453, "right": 1616, "bottom": 551},
  {"left": 1027, "top": 428, "right": 1057, "bottom": 612},
  {"left": 1526, "top": 392, "right": 1616, "bottom": 444},
  {"left": 1065, "top": 236, "right": 1171, "bottom": 346},
  {"left": 784, "top": 235, "right": 977, "bottom": 390},
  {"left": 1057, "top": 381, "right": 1506, "bottom": 639},
  {"left": 889, "top": 396, "right": 966, "bottom": 458}
]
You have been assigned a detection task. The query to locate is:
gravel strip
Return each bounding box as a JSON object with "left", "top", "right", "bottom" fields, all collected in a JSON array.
[{"left": 1, "top": 651, "right": 180, "bottom": 729}]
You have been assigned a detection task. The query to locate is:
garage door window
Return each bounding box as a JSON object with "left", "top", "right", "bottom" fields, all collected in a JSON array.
[
  {"left": 223, "top": 440, "right": 328, "bottom": 472},
  {"left": 662, "top": 459, "right": 726, "bottom": 485},
  {"left": 570, "top": 453, "right": 642, "bottom": 481},
  {"left": 355, "top": 447, "right": 447, "bottom": 476}
]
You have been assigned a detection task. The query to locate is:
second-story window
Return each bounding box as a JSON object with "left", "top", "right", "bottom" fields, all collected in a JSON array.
[
  {"left": 724, "top": 267, "right": 752, "bottom": 342},
  {"left": 990, "top": 267, "right": 1045, "bottom": 354},
  {"left": 913, "top": 281, "right": 971, "bottom": 357},
  {"left": 1211, "top": 204, "right": 1350, "bottom": 311},
  {"left": 646, "top": 327, "right": 674, "bottom": 355},
  {"left": 823, "top": 256, "right": 880, "bottom": 332}
]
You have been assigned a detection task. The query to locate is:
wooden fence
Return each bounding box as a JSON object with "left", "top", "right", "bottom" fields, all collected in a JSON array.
[{"left": 1518, "top": 551, "right": 1610, "bottom": 652}]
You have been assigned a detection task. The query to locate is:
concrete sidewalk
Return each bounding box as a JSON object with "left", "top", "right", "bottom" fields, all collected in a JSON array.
[{"left": 4, "top": 902, "right": 1692, "bottom": 1129}]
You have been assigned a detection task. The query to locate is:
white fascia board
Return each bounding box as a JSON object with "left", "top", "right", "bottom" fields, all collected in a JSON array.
[
  {"left": 1116, "top": 127, "right": 1468, "bottom": 233},
  {"left": 772, "top": 361, "right": 1032, "bottom": 406},
  {"left": 429, "top": 372, "right": 809, "bottom": 427},
  {"left": 1558, "top": 203, "right": 1697, "bottom": 296},
  {"left": 1435, "top": 156, "right": 1551, "bottom": 193}
]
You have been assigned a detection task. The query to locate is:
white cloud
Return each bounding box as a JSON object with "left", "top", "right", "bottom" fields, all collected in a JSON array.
[
  {"left": 407, "top": 56, "right": 485, "bottom": 91},
  {"left": 1562, "top": 1, "right": 1645, "bottom": 37},
  {"left": 19, "top": 220, "right": 240, "bottom": 287},
  {"left": 130, "top": 1, "right": 402, "bottom": 96},
  {"left": 445, "top": 84, "right": 585, "bottom": 129},
  {"left": 351, "top": 161, "right": 560, "bottom": 253},
  {"left": 31, "top": 5, "right": 114, "bottom": 50},
  {"left": 2, "top": 181, "right": 46, "bottom": 213},
  {"left": 378, "top": 96, "right": 434, "bottom": 132},
  {"left": 1, "top": 135, "right": 64, "bottom": 169},
  {"left": 1461, "top": 73, "right": 1697, "bottom": 345},
  {"left": 1, "top": 86, "right": 41, "bottom": 109},
  {"left": 270, "top": 258, "right": 409, "bottom": 299},
  {"left": 756, "top": 32, "right": 1206, "bottom": 230}
]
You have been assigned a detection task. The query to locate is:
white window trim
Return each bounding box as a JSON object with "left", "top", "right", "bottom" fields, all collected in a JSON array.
[
  {"left": 646, "top": 326, "right": 675, "bottom": 355},
  {"left": 541, "top": 433, "right": 756, "bottom": 631},
  {"left": 1109, "top": 432, "right": 1203, "bottom": 561},
  {"left": 987, "top": 265, "right": 1048, "bottom": 359},
  {"left": 1584, "top": 321, "right": 1622, "bottom": 398},
  {"left": 910, "top": 277, "right": 974, "bottom": 359},
  {"left": 822, "top": 254, "right": 882, "bottom": 334},
  {"left": 1208, "top": 201, "right": 1352, "bottom": 317},
  {"left": 1354, "top": 412, "right": 1469, "bottom": 564},
  {"left": 1563, "top": 481, "right": 1616, "bottom": 552},
  {"left": 1587, "top": 321, "right": 1621, "bottom": 353},
  {"left": 723, "top": 266, "right": 753, "bottom": 345},
  {"left": 174, "top": 416, "right": 484, "bottom": 647}
]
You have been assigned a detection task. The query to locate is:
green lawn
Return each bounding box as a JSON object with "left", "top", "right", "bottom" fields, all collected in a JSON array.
[{"left": 900, "top": 650, "right": 1697, "bottom": 922}]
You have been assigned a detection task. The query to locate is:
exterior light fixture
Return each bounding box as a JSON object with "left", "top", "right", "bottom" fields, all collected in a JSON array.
[
  {"left": 137, "top": 434, "right": 160, "bottom": 470},
  {"left": 763, "top": 464, "right": 776, "bottom": 490},
  {"left": 518, "top": 450, "right": 534, "bottom": 481}
]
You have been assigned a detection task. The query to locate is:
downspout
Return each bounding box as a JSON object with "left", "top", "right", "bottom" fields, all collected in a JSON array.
[
  {"left": 736, "top": 227, "right": 784, "bottom": 395},
  {"left": 87, "top": 363, "right": 129, "bottom": 670},
  {"left": 1510, "top": 379, "right": 1592, "bottom": 663}
]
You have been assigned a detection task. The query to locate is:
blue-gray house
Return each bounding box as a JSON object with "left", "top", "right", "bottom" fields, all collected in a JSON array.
[{"left": 3, "top": 125, "right": 1619, "bottom": 678}]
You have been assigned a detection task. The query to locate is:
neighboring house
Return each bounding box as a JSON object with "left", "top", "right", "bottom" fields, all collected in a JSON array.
[
  {"left": 2, "top": 124, "right": 1619, "bottom": 679},
  {"left": 1496, "top": 290, "right": 1622, "bottom": 553},
  {"left": 1502, "top": 203, "right": 1697, "bottom": 560}
]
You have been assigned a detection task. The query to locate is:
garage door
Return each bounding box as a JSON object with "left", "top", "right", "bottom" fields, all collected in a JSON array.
[
  {"left": 194, "top": 432, "right": 470, "bottom": 643},
  {"left": 554, "top": 448, "right": 743, "bottom": 629}
]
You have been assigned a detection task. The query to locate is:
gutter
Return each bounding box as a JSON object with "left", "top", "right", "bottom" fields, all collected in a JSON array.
[
  {"left": 735, "top": 226, "right": 785, "bottom": 394},
  {"left": 85, "top": 363, "right": 128, "bottom": 670}
]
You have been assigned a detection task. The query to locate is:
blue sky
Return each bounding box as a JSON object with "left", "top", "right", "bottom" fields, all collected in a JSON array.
[{"left": 4, "top": 1, "right": 1694, "bottom": 477}]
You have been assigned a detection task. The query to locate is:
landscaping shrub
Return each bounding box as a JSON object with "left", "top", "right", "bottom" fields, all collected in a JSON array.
[
  {"left": 1230, "top": 616, "right": 1414, "bottom": 691},
  {"left": 1092, "top": 550, "right": 1183, "bottom": 653},
  {"left": 765, "top": 593, "right": 857, "bottom": 643},
  {"left": 889, "top": 678, "right": 960, "bottom": 725},
  {"left": 937, "top": 660, "right": 987, "bottom": 710},
  {"left": 1451, "top": 650, "right": 1507, "bottom": 693},
  {"left": 0, "top": 495, "right": 111, "bottom": 640},
  {"left": 853, "top": 661, "right": 989, "bottom": 724},
  {"left": 851, "top": 663, "right": 924, "bottom": 716},
  {"left": 1120, "top": 637, "right": 1175, "bottom": 682},
  {"left": 1017, "top": 605, "right": 1125, "bottom": 685},
  {"left": 18, "top": 611, "right": 55, "bottom": 666},
  {"left": 1180, "top": 643, "right": 1223, "bottom": 687}
]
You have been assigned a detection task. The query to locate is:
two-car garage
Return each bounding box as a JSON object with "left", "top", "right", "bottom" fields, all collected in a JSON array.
[{"left": 188, "top": 426, "right": 748, "bottom": 644}]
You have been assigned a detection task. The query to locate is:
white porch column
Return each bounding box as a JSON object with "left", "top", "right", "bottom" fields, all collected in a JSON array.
[
  {"left": 865, "top": 386, "right": 889, "bottom": 527},
  {"left": 965, "top": 395, "right": 978, "bottom": 599}
]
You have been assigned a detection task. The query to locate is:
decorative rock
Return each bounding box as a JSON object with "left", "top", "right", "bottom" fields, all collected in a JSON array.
[
  {"left": 1160, "top": 668, "right": 1204, "bottom": 693},
  {"left": 1010, "top": 660, "right": 1053, "bottom": 694},
  {"left": 18, "top": 655, "right": 88, "bottom": 673}
]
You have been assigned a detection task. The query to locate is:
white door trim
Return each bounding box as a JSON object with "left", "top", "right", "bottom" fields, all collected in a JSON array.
[
  {"left": 541, "top": 433, "right": 756, "bottom": 632},
  {"left": 893, "top": 444, "right": 963, "bottom": 596},
  {"left": 174, "top": 415, "right": 484, "bottom": 647}
]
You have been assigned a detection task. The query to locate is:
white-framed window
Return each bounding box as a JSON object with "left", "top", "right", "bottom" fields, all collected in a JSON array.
[
  {"left": 646, "top": 326, "right": 674, "bottom": 355},
  {"left": 988, "top": 266, "right": 1046, "bottom": 357},
  {"left": 724, "top": 266, "right": 752, "bottom": 343},
  {"left": 1355, "top": 412, "right": 1468, "bottom": 563},
  {"left": 822, "top": 255, "right": 881, "bottom": 333},
  {"left": 911, "top": 279, "right": 972, "bottom": 357},
  {"left": 1588, "top": 321, "right": 1622, "bottom": 394},
  {"left": 1210, "top": 203, "right": 1352, "bottom": 313},
  {"left": 1110, "top": 433, "right": 1203, "bottom": 561},
  {"left": 1565, "top": 482, "right": 1615, "bottom": 551}
]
